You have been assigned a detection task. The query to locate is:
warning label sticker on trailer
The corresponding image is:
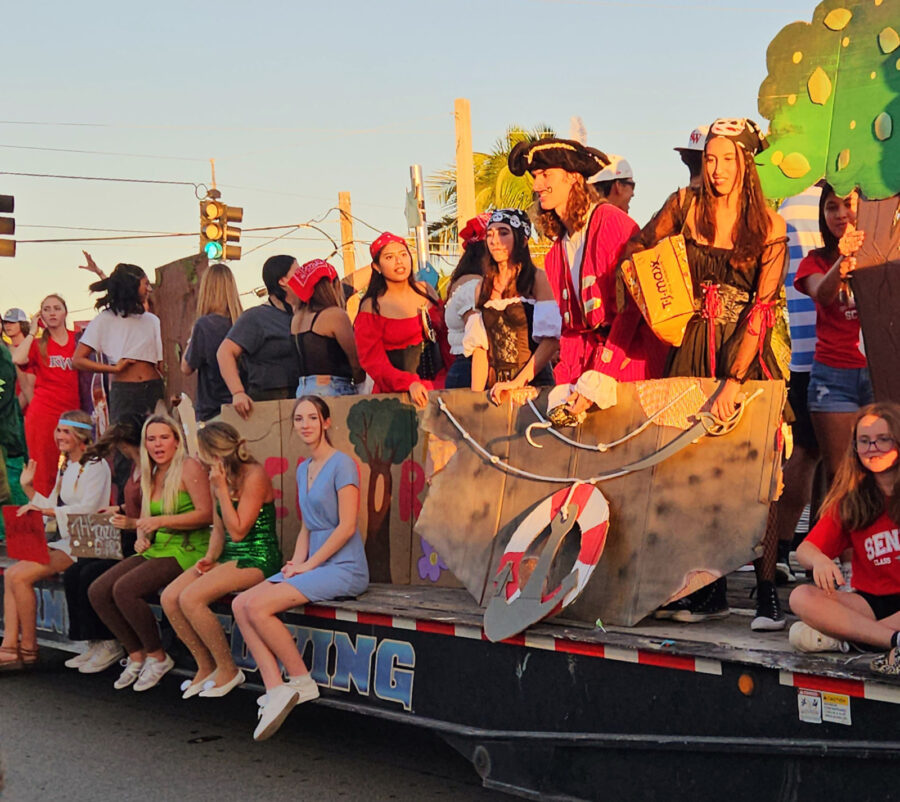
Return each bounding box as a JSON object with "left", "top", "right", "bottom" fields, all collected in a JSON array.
[
  {"left": 797, "top": 689, "right": 822, "bottom": 723},
  {"left": 797, "top": 689, "right": 852, "bottom": 726},
  {"left": 822, "top": 692, "right": 852, "bottom": 726}
]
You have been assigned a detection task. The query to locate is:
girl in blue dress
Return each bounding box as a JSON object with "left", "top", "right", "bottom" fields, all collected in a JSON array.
[{"left": 233, "top": 395, "right": 369, "bottom": 741}]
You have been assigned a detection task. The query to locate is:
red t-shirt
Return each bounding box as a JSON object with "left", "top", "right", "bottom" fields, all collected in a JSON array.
[
  {"left": 25, "top": 331, "right": 81, "bottom": 417},
  {"left": 805, "top": 506, "right": 900, "bottom": 595},
  {"left": 793, "top": 250, "right": 866, "bottom": 369}
]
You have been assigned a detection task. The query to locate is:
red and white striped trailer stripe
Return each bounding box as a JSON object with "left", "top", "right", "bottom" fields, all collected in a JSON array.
[{"left": 300, "top": 602, "right": 900, "bottom": 705}]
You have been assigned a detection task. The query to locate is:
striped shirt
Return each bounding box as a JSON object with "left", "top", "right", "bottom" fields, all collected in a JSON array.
[{"left": 779, "top": 188, "right": 822, "bottom": 373}]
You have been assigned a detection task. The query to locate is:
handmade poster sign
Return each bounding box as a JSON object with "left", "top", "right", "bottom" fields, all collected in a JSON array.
[
  {"left": 69, "top": 513, "right": 123, "bottom": 560},
  {"left": 757, "top": 0, "right": 900, "bottom": 200},
  {"left": 2, "top": 506, "right": 50, "bottom": 565}
]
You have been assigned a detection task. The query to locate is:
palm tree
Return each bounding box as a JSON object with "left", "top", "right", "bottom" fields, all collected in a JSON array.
[{"left": 427, "top": 124, "right": 556, "bottom": 250}]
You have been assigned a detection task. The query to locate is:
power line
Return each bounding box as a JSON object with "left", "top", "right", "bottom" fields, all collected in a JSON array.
[
  {"left": 0, "top": 144, "right": 206, "bottom": 161},
  {"left": 0, "top": 170, "right": 206, "bottom": 195}
]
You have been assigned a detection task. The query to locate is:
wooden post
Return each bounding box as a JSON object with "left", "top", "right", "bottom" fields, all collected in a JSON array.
[
  {"left": 338, "top": 191, "right": 356, "bottom": 276},
  {"left": 454, "top": 98, "right": 476, "bottom": 243}
]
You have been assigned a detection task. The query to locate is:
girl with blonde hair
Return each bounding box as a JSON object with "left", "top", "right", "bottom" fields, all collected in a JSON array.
[
  {"left": 88, "top": 415, "right": 211, "bottom": 691},
  {"left": 161, "top": 421, "right": 281, "bottom": 699},
  {"left": 182, "top": 264, "right": 244, "bottom": 421}
]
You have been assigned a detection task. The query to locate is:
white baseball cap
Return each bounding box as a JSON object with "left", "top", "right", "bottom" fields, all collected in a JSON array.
[
  {"left": 588, "top": 154, "right": 633, "bottom": 184},
  {"left": 675, "top": 126, "right": 710, "bottom": 152}
]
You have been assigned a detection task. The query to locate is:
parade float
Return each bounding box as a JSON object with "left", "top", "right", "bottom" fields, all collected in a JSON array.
[{"left": 3, "top": 1, "right": 900, "bottom": 798}]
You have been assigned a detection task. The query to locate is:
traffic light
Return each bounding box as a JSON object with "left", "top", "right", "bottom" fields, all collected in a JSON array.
[
  {"left": 199, "top": 195, "right": 242, "bottom": 261},
  {"left": 0, "top": 195, "right": 14, "bottom": 258}
]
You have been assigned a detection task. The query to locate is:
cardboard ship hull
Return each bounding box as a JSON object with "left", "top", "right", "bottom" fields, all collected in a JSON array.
[{"left": 220, "top": 377, "right": 785, "bottom": 627}]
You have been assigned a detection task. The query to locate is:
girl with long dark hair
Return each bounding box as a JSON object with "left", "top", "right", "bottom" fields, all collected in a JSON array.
[
  {"left": 641, "top": 118, "right": 789, "bottom": 629},
  {"left": 353, "top": 233, "right": 450, "bottom": 408},
  {"left": 463, "top": 210, "right": 560, "bottom": 400},
  {"left": 73, "top": 262, "right": 164, "bottom": 427},
  {"left": 444, "top": 214, "right": 489, "bottom": 389},
  {"left": 789, "top": 403, "right": 900, "bottom": 676},
  {"left": 794, "top": 184, "right": 871, "bottom": 485}
]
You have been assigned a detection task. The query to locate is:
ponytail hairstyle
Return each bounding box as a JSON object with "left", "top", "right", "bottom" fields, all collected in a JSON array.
[
  {"left": 83, "top": 417, "right": 143, "bottom": 464},
  {"left": 820, "top": 402, "right": 900, "bottom": 530},
  {"left": 196, "top": 421, "right": 257, "bottom": 495},
  {"left": 139, "top": 414, "right": 186, "bottom": 517},
  {"left": 53, "top": 409, "right": 95, "bottom": 498},
  {"left": 293, "top": 394, "right": 333, "bottom": 448},
  {"left": 89, "top": 263, "right": 147, "bottom": 316},
  {"left": 37, "top": 294, "right": 68, "bottom": 365},
  {"left": 261, "top": 254, "right": 296, "bottom": 305},
  {"left": 196, "top": 263, "right": 243, "bottom": 323}
]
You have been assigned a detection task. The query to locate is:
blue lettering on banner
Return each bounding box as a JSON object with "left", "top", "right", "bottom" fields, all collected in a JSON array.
[
  {"left": 373, "top": 639, "right": 416, "bottom": 711},
  {"left": 332, "top": 632, "right": 377, "bottom": 695},
  {"left": 25, "top": 589, "right": 415, "bottom": 711}
]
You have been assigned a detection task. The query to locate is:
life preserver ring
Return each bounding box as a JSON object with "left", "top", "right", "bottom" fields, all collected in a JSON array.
[{"left": 484, "top": 484, "right": 610, "bottom": 641}]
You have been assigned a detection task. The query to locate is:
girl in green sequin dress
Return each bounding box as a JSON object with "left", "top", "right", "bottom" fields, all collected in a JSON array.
[{"left": 161, "top": 422, "right": 281, "bottom": 699}]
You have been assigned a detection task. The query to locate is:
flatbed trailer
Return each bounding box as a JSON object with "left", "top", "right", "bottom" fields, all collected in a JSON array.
[{"left": 3, "top": 556, "right": 898, "bottom": 802}]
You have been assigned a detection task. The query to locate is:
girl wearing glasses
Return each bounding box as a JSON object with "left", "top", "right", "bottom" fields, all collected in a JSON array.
[{"left": 789, "top": 402, "right": 900, "bottom": 676}]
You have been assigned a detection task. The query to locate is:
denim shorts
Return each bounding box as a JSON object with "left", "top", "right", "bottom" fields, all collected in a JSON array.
[
  {"left": 296, "top": 375, "right": 357, "bottom": 398},
  {"left": 807, "top": 360, "right": 873, "bottom": 413}
]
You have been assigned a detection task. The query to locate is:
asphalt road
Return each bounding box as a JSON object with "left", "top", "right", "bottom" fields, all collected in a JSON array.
[{"left": 0, "top": 649, "right": 508, "bottom": 802}]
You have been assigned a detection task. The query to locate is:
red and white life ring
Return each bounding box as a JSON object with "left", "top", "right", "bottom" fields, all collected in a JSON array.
[{"left": 495, "top": 483, "right": 610, "bottom": 613}]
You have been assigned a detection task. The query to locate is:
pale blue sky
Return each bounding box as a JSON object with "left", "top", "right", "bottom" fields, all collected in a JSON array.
[{"left": 2, "top": 0, "right": 815, "bottom": 319}]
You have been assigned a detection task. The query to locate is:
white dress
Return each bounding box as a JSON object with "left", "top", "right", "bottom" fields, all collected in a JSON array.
[{"left": 31, "top": 459, "right": 112, "bottom": 557}]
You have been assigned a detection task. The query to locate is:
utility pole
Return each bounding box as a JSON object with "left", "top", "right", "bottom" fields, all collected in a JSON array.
[
  {"left": 409, "top": 165, "right": 428, "bottom": 275},
  {"left": 338, "top": 191, "right": 355, "bottom": 275},
  {"left": 454, "top": 98, "right": 476, "bottom": 243}
]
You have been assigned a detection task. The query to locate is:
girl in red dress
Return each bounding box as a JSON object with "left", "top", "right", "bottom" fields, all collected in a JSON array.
[
  {"left": 11, "top": 295, "right": 81, "bottom": 496},
  {"left": 353, "top": 233, "right": 449, "bottom": 408}
]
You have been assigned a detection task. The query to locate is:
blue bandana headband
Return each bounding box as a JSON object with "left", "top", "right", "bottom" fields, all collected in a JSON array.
[{"left": 58, "top": 418, "right": 93, "bottom": 431}]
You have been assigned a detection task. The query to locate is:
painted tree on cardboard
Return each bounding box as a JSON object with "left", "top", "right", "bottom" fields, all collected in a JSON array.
[
  {"left": 757, "top": 0, "right": 900, "bottom": 200},
  {"left": 347, "top": 397, "right": 418, "bottom": 582}
]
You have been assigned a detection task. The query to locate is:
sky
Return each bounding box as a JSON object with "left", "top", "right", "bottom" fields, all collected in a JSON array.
[{"left": 2, "top": 0, "right": 819, "bottom": 321}]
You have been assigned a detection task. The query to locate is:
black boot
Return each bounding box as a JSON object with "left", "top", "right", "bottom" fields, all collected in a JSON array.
[
  {"left": 669, "top": 578, "right": 729, "bottom": 623},
  {"left": 751, "top": 579, "right": 785, "bottom": 631}
]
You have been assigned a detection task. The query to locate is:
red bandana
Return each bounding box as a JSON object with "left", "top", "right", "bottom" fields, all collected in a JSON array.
[
  {"left": 288, "top": 259, "right": 338, "bottom": 302},
  {"left": 459, "top": 213, "right": 490, "bottom": 250},
  {"left": 369, "top": 232, "right": 407, "bottom": 261}
]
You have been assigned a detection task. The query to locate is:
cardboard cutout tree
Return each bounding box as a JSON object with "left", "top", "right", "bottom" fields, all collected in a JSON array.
[
  {"left": 347, "top": 397, "right": 418, "bottom": 582},
  {"left": 757, "top": 0, "right": 900, "bottom": 199}
]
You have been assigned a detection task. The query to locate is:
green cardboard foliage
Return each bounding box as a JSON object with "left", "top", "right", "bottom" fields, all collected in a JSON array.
[{"left": 757, "top": 0, "right": 900, "bottom": 200}]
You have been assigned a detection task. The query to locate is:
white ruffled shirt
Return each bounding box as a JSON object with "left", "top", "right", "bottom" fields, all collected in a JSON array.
[
  {"left": 445, "top": 279, "right": 480, "bottom": 356},
  {"left": 462, "top": 297, "right": 562, "bottom": 356},
  {"left": 32, "top": 459, "right": 112, "bottom": 557}
]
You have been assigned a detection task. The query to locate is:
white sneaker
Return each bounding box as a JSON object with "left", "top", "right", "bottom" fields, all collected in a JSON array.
[
  {"left": 133, "top": 654, "right": 175, "bottom": 692},
  {"left": 79, "top": 640, "right": 125, "bottom": 674},
  {"left": 286, "top": 673, "right": 320, "bottom": 704},
  {"left": 113, "top": 657, "right": 145, "bottom": 689},
  {"left": 253, "top": 684, "right": 300, "bottom": 741},
  {"left": 65, "top": 642, "right": 100, "bottom": 669},
  {"left": 789, "top": 621, "right": 850, "bottom": 654}
]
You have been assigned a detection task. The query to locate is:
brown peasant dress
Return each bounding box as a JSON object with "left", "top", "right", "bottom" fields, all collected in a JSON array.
[{"left": 641, "top": 191, "right": 788, "bottom": 383}]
